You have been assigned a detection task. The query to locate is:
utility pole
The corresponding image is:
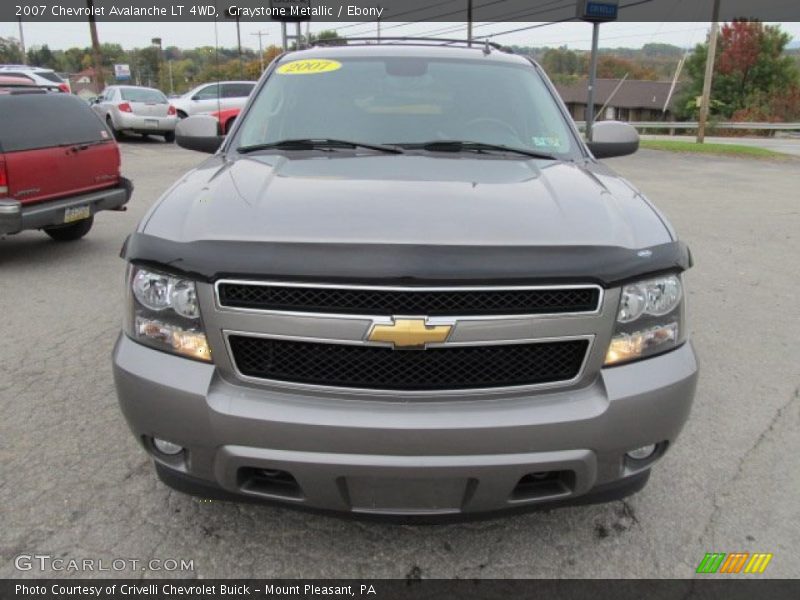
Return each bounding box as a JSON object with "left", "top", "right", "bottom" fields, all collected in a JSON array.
[
  {"left": 225, "top": 8, "right": 243, "bottom": 78},
  {"left": 697, "top": 0, "right": 721, "bottom": 144},
  {"left": 151, "top": 37, "right": 162, "bottom": 91},
  {"left": 236, "top": 17, "right": 243, "bottom": 77},
  {"left": 86, "top": 0, "right": 104, "bottom": 94},
  {"left": 467, "top": 0, "right": 473, "bottom": 46},
  {"left": 251, "top": 31, "right": 269, "bottom": 72},
  {"left": 17, "top": 17, "right": 27, "bottom": 64},
  {"left": 586, "top": 21, "right": 600, "bottom": 140}
]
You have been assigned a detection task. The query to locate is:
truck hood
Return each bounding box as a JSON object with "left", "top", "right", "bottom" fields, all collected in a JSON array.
[{"left": 142, "top": 154, "right": 671, "bottom": 249}]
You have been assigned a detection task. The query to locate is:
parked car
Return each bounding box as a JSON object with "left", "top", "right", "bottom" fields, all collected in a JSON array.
[
  {"left": 114, "top": 41, "right": 697, "bottom": 517},
  {"left": 0, "top": 74, "right": 41, "bottom": 92},
  {"left": 170, "top": 81, "right": 255, "bottom": 118},
  {"left": 0, "top": 65, "right": 70, "bottom": 93},
  {"left": 209, "top": 107, "right": 241, "bottom": 134},
  {"left": 0, "top": 92, "right": 132, "bottom": 241},
  {"left": 92, "top": 85, "right": 178, "bottom": 142}
]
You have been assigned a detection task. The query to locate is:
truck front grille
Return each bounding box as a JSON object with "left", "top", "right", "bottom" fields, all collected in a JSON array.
[
  {"left": 227, "top": 336, "right": 590, "bottom": 391},
  {"left": 217, "top": 282, "right": 601, "bottom": 317}
]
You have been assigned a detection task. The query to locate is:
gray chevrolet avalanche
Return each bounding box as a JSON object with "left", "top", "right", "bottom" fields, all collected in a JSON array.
[{"left": 113, "top": 41, "right": 698, "bottom": 517}]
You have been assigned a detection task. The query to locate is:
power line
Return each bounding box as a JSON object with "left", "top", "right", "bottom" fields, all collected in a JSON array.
[
  {"left": 410, "top": 0, "right": 575, "bottom": 39},
  {"left": 330, "top": 0, "right": 460, "bottom": 34},
  {"left": 343, "top": 0, "right": 511, "bottom": 39},
  {"left": 469, "top": 0, "right": 658, "bottom": 41}
]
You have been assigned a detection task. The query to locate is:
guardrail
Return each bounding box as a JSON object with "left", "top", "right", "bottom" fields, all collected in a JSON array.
[{"left": 575, "top": 121, "right": 800, "bottom": 131}]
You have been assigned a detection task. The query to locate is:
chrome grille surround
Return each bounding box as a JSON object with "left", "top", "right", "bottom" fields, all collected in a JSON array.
[{"left": 201, "top": 280, "right": 617, "bottom": 398}]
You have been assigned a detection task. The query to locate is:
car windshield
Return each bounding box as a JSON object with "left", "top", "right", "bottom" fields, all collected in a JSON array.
[
  {"left": 121, "top": 88, "right": 167, "bottom": 103},
  {"left": 232, "top": 56, "right": 578, "bottom": 159}
]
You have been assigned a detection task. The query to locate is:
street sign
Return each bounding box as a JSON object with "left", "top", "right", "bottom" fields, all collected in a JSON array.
[
  {"left": 114, "top": 64, "right": 131, "bottom": 81},
  {"left": 577, "top": 0, "right": 619, "bottom": 22}
]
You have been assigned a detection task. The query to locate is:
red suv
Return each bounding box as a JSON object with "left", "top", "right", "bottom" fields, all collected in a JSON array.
[{"left": 0, "top": 91, "right": 132, "bottom": 241}]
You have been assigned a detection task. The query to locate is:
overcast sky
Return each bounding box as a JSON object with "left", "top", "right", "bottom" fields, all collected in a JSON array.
[{"left": 1, "top": 20, "right": 798, "bottom": 53}]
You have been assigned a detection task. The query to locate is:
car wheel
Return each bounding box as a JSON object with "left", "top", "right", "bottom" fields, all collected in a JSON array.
[
  {"left": 163, "top": 131, "right": 176, "bottom": 143},
  {"left": 44, "top": 216, "right": 94, "bottom": 242},
  {"left": 106, "top": 117, "right": 122, "bottom": 140}
]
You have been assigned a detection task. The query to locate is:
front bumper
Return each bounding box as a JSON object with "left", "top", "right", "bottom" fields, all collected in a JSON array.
[
  {"left": 0, "top": 179, "right": 132, "bottom": 235},
  {"left": 113, "top": 334, "right": 698, "bottom": 517}
]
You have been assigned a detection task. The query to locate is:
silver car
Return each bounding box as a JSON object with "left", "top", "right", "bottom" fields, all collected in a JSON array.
[
  {"left": 114, "top": 41, "right": 698, "bottom": 518},
  {"left": 0, "top": 64, "right": 70, "bottom": 92},
  {"left": 169, "top": 81, "right": 256, "bottom": 118},
  {"left": 92, "top": 85, "right": 179, "bottom": 142}
]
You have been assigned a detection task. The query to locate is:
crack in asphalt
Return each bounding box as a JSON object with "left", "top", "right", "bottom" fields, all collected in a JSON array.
[{"left": 699, "top": 385, "right": 800, "bottom": 546}]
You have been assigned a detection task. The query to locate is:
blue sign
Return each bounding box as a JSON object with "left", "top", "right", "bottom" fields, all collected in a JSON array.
[{"left": 579, "top": 0, "right": 619, "bottom": 22}]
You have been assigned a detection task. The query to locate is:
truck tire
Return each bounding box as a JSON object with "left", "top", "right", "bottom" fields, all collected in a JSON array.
[{"left": 44, "top": 216, "right": 94, "bottom": 241}]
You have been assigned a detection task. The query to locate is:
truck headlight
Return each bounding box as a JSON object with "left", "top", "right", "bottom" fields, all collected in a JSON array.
[
  {"left": 125, "top": 265, "right": 211, "bottom": 361},
  {"left": 605, "top": 274, "right": 685, "bottom": 366}
]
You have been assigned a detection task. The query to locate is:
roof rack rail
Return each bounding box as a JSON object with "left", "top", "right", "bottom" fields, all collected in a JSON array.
[{"left": 311, "top": 37, "right": 513, "bottom": 53}]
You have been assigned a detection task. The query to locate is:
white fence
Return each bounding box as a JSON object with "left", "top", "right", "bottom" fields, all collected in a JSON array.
[{"left": 575, "top": 121, "right": 800, "bottom": 131}]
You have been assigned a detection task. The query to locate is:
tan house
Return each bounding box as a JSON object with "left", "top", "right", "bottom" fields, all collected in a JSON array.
[
  {"left": 69, "top": 68, "right": 103, "bottom": 99},
  {"left": 556, "top": 79, "right": 681, "bottom": 122}
]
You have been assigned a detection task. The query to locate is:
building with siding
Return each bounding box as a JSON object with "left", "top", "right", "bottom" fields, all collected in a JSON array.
[{"left": 556, "top": 79, "right": 681, "bottom": 122}]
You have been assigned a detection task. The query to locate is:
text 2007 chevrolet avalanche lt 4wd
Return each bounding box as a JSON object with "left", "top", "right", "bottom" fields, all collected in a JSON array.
[{"left": 113, "top": 41, "right": 697, "bottom": 517}]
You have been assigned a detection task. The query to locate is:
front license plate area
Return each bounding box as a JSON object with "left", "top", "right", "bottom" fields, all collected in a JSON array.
[
  {"left": 64, "top": 205, "right": 91, "bottom": 223},
  {"left": 345, "top": 476, "right": 470, "bottom": 514}
]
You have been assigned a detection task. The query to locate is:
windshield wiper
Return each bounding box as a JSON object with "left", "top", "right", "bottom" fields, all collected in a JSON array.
[
  {"left": 236, "top": 138, "right": 403, "bottom": 155},
  {"left": 401, "top": 140, "right": 556, "bottom": 160}
]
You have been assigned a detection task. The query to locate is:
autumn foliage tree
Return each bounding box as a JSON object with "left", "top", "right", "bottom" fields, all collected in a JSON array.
[{"left": 677, "top": 20, "right": 800, "bottom": 120}]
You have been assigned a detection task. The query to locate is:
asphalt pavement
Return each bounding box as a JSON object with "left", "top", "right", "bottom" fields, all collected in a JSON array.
[{"left": 1, "top": 141, "right": 798, "bottom": 579}]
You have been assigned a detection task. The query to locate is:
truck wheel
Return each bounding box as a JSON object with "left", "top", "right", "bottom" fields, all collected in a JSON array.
[
  {"left": 44, "top": 216, "right": 94, "bottom": 242},
  {"left": 164, "top": 131, "right": 176, "bottom": 143},
  {"left": 106, "top": 116, "right": 121, "bottom": 141}
]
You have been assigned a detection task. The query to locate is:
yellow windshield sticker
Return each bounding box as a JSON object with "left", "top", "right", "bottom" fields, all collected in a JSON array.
[{"left": 276, "top": 59, "right": 342, "bottom": 75}]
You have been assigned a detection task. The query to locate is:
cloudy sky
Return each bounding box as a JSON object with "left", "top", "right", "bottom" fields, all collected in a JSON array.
[{"left": 1, "top": 20, "right": 798, "bottom": 53}]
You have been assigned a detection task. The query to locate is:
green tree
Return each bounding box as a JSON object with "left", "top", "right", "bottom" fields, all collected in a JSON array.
[
  {"left": 27, "top": 45, "right": 57, "bottom": 69},
  {"left": 541, "top": 47, "right": 582, "bottom": 77},
  {"left": 0, "top": 36, "right": 23, "bottom": 63},
  {"left": 676, "top": 20, "right": 799, "bottom": 119}
]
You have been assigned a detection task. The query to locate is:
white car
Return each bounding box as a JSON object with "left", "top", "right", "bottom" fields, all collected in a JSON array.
[
  {"left": 0, "top": 65, "right": 70, "bottom": 93},
  {"left": 170, "top": 81, "right": 256, "bottom": 118},
  {"left": 91, "top": 85, "right": 179, "bottom": 142}
]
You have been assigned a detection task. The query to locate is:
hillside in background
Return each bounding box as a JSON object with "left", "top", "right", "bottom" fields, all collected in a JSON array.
[{"left": 509, "top": 42, "right": 688, "bottom": 82}]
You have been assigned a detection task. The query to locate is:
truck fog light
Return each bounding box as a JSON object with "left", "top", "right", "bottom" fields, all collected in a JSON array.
[
  {"left": 153, "top": 438, "right": 183, "bottom": 455},
  {"left": 626, "top": 444, "right": 657, "bottom": 460}
]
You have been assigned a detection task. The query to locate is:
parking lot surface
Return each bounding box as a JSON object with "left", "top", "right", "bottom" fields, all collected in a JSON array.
[{"left": 2, "top": 141, "right": 798, "bottom": 578}]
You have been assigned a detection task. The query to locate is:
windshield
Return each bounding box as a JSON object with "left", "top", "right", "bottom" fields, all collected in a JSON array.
[
  {"left": 232, "top": 56, "right": 578, "bottom": 158},
  {"left": 121, "top": 88, "right": 167, "bottom": 103}
]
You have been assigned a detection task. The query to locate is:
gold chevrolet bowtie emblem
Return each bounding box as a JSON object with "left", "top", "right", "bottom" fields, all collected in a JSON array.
[{"left": 367, "top": 318, "right": 452, "bottom": 349}]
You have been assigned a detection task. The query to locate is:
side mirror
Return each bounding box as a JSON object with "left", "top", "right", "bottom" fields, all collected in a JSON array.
[
  {"left": 175, "top": 115, "right": 224, "bottom": 153},
  {"left": 586, "top": 121, "right": 639, "bottom": 159}
]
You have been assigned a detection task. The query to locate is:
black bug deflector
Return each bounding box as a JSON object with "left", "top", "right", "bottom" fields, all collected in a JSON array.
[{"left": 121, "top": 233, "right": 691, "bottom": 288}]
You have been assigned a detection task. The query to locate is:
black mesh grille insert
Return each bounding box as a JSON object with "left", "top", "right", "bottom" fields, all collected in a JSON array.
[
  {"left": 218, "top": 284, "right": 600, "bottom": 316},
  {"left": 228, "top": 336, "right": 589, "bottom": 391}
]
